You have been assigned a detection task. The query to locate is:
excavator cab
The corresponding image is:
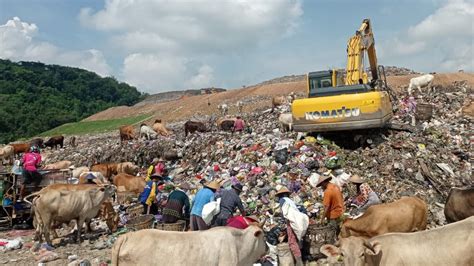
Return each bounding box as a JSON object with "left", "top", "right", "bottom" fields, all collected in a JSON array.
[{"left": 308, "top": 70, "right": 372, "bottom": 98}]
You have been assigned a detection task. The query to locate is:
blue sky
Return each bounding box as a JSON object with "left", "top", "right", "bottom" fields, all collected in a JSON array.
[{"left": 1, "top": 0, "right": 472, "bottom": 93}]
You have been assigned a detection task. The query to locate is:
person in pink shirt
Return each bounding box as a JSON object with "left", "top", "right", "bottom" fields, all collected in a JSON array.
[
  {"left": 20, "top": 145, "right": 42, "bottom": 198},
  {"left": 233, "top": 116, "right": 245, "bottom": 132}
]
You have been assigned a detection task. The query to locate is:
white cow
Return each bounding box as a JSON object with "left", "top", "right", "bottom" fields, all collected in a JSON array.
[
  {"left": 140, "top": 124, "right": 158, "bottom": 140},
  {"left": 278, "top": 113, "right": 293, "bottom": 132},
  {"left": 32, "top": 185, "right": 116, "bottom": 245},
  {"left": 218, "top": 103, "right": 229, "bottom": 116},
  {"left": 0, "top": 145, "right": 14, "bottom": 164},
  {"left": 408, "top": 74, "right": 434, "bottom": 95},
  {"left": 72, "top": 166, "right": 90, "bottom": 179},
  {"left": 112, "top": 225, "right": 267, "bottom": 266},
  {"left": 321, "top": 216, "right": 474, "bottom": 266}
]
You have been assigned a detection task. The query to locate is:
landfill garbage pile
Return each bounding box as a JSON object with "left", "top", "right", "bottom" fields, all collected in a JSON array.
[
  {"left": 383, "top": 66, "right": 419, "bottom": 76},
  {"left": 1, "top": 80, "right": 471, "bottom": 265},
  {"left": 40, "top": 81, "right": 472, "bottom": 230}
]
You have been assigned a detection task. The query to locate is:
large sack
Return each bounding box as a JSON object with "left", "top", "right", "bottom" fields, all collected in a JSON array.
[
  {"left": 281, "top": 199, "right": 309, "bottom": 241},
  {"left": 202, "top": 198, "right": 221, "bottom": 225}
]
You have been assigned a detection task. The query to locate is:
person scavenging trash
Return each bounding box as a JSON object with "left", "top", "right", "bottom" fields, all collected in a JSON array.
[
  {"left": 233, "top": 116, "right": 245, "bottom": 133},
  {"left": 146, "top": 158, "right": 165, "bottom": 182},
  {"left": 20, "top": 145, "right": 42, "bottom": 199},
  {"left": 190, "top": 180, "right": 219, "bottom": 231},
  {"left": 213, "top": 183, "right": 246, "bottom": 226},
  {"left": 347, "top": 175, "right": 380, "bottom": 212},
  {"left": 162, "top": 183, "right": 191, "bottom": 226},
  {"left": 139, "top": 174, "right": 163, "bottom": 215},
  {"left": 316, "top": 175, "right": 344, "bottom": 229},
  {"left": 275, "top": 186, "right": 309, "bottom": 266}
]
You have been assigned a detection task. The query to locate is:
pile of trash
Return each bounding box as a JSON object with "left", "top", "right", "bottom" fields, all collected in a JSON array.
[{"left": 41, "top": 81, "right": 471, "bottom": 231}]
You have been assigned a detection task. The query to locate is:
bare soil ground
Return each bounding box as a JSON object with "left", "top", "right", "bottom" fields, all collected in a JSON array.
[{"left": 84, "top": 73, "right": 474, "bottom": 124}]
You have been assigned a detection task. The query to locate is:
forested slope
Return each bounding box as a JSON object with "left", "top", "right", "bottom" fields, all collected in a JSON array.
[{"left": 0, "top": 59, "right": 145, "bottom": 143}]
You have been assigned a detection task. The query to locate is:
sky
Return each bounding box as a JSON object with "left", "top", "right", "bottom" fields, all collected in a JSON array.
[{"left": 0, "top": 0, "right": 472, "bottom": 93}]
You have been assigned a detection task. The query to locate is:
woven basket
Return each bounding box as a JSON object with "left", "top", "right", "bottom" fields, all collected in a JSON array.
[
  {"left": 302, "top": 224, "right": 337, "bottom": 260},
  {"left": 155, "top": 220, "right": 186, "bottom": 231},
  {"left": 126, "top": 204, "right": 144, "bottom": 218},
  {"left": 126, "top": 214, "right": 155, "bottom": 231}
]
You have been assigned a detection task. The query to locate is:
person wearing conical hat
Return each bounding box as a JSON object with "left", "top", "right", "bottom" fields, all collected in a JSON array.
[
  {"left": 145, "top": 158, "right": 165, "bottom": 182},
  {"left": 190, "top": 180, "right": 219, "bottom": 231},
  {"left": 316, "top": 175, "right": 344, "bottom": 226},
  {"left": 275, "top": 186, "right": 308, "bottom": 265},
  {"left": 348, "top": 175, "right": 380, "bottom": 211}
]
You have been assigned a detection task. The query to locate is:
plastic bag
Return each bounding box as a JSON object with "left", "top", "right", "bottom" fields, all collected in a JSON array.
[
  {"left": 274, "top": 149, "right": 288, "bottom": 164},
  {"left": 202, "top": 198, "right": 221, "bottom": 225}
]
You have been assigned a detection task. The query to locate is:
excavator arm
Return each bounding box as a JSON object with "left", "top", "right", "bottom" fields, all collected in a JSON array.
[{"left": 345, "top": 19, "right": 379, "bottom": 85}]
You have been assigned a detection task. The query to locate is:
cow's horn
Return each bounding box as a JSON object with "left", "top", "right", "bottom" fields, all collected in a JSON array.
[{"left": 363, "top": 240, "right": 375, "bottom": 253}]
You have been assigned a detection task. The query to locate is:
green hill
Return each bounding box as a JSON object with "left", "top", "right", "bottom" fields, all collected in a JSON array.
[{"left": 0, "top": 59, "right": 145, "bottom": 143}]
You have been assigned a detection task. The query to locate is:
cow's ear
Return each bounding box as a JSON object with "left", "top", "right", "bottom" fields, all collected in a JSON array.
[
  {"left": 320, "top": 244, "right": 340, "bottom": 258},
  {"left": 364, "top": 242, "right": 382, "bottom": 265},
  {"left": 254, "top": 230, "right": 263, "bottom": 237}
]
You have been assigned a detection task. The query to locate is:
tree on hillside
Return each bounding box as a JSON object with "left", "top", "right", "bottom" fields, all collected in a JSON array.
[{"left": 0, "top": 59, "right": 146, "bottom": 143}]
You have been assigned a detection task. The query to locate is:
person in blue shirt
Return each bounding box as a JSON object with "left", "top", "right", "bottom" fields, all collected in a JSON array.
[{"left": 190, "top": 180, "right": 219, "bottom": 231}]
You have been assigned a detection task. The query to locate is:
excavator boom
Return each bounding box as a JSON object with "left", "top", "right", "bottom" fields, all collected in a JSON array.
[{"left": 345, "top": 19, "right": 378, "bottom": 85}]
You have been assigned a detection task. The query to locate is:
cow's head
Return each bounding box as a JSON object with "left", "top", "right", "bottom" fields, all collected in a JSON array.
[{"left": 321, "top": 237, "right": 381, "bottom": 266}]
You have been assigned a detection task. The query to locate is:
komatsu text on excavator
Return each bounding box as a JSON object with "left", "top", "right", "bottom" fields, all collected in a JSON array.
[{"left": 292, "top": 19, "right": 396, "bottom": 132}]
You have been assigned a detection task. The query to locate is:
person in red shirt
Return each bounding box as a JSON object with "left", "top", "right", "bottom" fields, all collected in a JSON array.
[
  {"left": 233, "top": 116, "right": 245, "bottom": 132},
  {"left": 20, "top": 145, "right": 42, "bottom": 198}
]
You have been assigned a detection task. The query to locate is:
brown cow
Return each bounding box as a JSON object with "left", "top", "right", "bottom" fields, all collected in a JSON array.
[
  {"left": 11, "top": 143, "right": 31, "bottom": 154},
  {"left": 184, "top": 121, "right": 207, "bottom": 137},
  {"left": 340, "top": 197, "right": 427, "bottom": 238},
  {"left": 152, "top": 122, "right": 170, "bottom": 137},
  {"left": 30, "top": 138, "right": 44, "bottom": 148},
  {"left": 444, "top": 187, "right": 474, "bottom": 223},
  {"left": 117, "top": 162, "right": 139, "bottom": 175},
  {"left": 217, "top": 118, "right": 236, "bottom": 131},
  {"left": 113, "top": 173, "right": 146, "bottom": 194},
  {"left": 44, "top": 136, "right": 64, "bottom": 149},
  {"left": 119, "top": 125, "right": 135, "bottom": 142},
  {"left": 97, "top": 200, "right": 119, "bottom": 233},
  {"left": 91, "top": 163, "right": 119, "bottom": 179},
  {"left": 43, "top": 160, "right": 72, "bottom": 170}
]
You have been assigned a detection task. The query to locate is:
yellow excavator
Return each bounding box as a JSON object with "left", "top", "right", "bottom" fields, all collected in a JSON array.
[{"left": 292, "top": 19, "right": 396, "bottom": 132}]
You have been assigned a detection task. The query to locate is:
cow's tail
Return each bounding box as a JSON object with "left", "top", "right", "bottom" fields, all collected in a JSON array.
[
  {"left": 23, "top": 191, "right": 42, "bottom": 205},
  {"left": 111, "top": 234, "right": 127, "bottom": 266}
]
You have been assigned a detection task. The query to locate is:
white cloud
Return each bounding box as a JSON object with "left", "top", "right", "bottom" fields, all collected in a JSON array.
[
  {"left": 80, "top": 0, "right": 302, "bottom": 91},
  {"left": 122, "top": 53, "right": 215, "bottom": 92},
  {"left": 380, "top": 0, "right": 473, "bottom": 72},
  {"left": 0, "top": 17, "right": 112, "bottom": 76},
  {"left": 186, "top": 64, "right": 214, "bottom": 89},
  {"left": 80, "top": 0, "right": 302, "bottom": 53}
]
